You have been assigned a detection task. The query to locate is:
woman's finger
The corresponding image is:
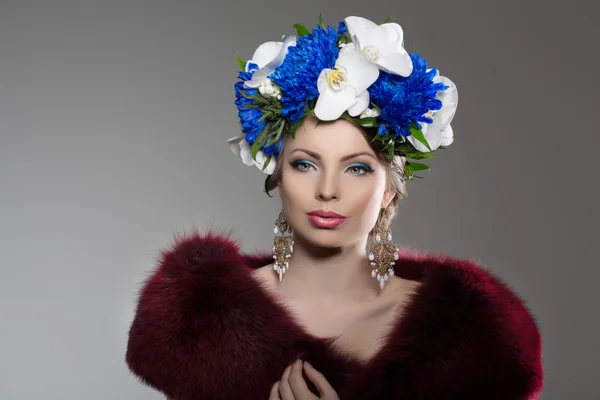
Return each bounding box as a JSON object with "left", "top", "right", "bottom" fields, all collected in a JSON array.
[
  {"left": 303, "top": 362, "right": 338, "bottom": 398},
  {"left": 288, "top": 359, "right": 311, "bottom": 398},
  {"left": 278, "top": 364, "right": 295, "bottom": 400},
  {"left": 269, "top": 381, "right": 281, "bottom": 400}
]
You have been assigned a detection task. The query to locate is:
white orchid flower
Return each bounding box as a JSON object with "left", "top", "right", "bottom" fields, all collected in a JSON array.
[
  {"left": 314, "top": 43, "right": 379, "bottom": 121},
  {"left": 244, "top": 35, "right": 297, "bottom": 89},
  {"left": 408, "top": 71, "right": 458, "bottom": 152},
  {"left": 227, "top": 135, "right": 276, "bottom": 175},
  {"left": 344, "top": 16, "right": 413, "bottom": 77}
]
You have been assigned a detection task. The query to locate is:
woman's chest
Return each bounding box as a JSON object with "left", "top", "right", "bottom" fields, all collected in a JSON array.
[{"left": 285, "top": 283, "right": 419, "bottom": 363}]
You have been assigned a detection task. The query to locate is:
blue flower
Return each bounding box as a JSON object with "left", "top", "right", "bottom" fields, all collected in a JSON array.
[
  {"left": 368, "top": 53, "right": 448, "bottom": 138},
  {"left": 270, "top": 24, "right": 342, "bottom": 124},
  {"left": 262, "top": 139, "right": 283, "bottom": 157},
  {"left": 234, "top": 70, "right": 264, "bottom": 144}
]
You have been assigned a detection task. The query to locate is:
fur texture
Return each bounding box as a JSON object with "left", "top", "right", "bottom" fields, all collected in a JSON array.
[{"left": 126, "top": 230, "right": 543, "bottom": 399}]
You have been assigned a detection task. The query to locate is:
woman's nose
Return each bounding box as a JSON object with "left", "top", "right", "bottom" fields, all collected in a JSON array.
[{"left": 315, "top": 171, "right": 339, "bottom": 201}]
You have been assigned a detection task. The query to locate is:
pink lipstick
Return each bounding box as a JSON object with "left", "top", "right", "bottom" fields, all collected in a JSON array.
[{"left": 307, "top": 209, "right": 347, "bottom": 229}]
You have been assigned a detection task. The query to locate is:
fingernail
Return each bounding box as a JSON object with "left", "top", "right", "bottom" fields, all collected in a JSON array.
[{"left": 304, "top": 361, "right": 313, "bottom": 369}]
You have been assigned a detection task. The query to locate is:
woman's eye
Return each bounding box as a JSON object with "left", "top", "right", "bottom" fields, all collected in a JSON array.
[
  {"left": 290, "top": 160, "right": 372, "bottom": 175},
  {"left": 291, "top": 160, "right": 314, "bottom": 171},
  {"left": 347, "top": 163, "right": 373, "bottom": 175}
]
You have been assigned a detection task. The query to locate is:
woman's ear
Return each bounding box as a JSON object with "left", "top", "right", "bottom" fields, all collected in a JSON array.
[{"left": 381, "top": 190, "right": 395, "bottom": 209}]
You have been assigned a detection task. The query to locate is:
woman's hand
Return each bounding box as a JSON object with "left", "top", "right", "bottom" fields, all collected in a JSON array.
[{"left": 269, "top": 359, "right": 340, "bottom": 400}]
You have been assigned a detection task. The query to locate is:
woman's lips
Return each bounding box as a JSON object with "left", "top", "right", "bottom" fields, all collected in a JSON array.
[{"left": 307, "top": 215, "right": 347, "bottom": 229}]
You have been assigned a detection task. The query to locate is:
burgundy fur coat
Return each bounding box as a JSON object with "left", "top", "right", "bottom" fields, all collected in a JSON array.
[{"left": 126, "top": 230, "right": 544, "bottom": 399}]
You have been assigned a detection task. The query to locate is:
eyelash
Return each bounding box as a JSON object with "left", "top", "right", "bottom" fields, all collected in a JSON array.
[{"left": 290, "top": 160, "right": 374, "bottom": 176}]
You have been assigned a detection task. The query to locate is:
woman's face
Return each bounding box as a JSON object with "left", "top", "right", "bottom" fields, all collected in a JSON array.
[{"left": 278, "top": 116, "right": 394, "bottom": 249}]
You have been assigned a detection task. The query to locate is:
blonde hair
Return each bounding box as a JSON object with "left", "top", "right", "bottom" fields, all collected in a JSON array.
[{"left": 264, "top": 118, "right": 407, "bottom": 232}]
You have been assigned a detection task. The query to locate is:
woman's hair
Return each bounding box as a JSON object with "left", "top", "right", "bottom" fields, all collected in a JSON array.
[{"left": 264, "top": 117, "right": 407, "bottom": 232}]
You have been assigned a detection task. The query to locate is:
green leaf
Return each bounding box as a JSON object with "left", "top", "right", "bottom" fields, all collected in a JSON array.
[
  {"left": 406, "top": 152, "right": 435, "bottom": 160},
  {"left": 355, "top": 117, "right": 380, "bottom": 128},
  {"left": 394, "top": 143, "right": 436, "bottom": 160},
  {"left": 379, "top": 17, "right": 396, "bottom": 25},
  {"left": 262, "top": 155, "right": 273, "bottom": 172},
  {"left": 236, "top": 52, "right": 246, "bottom": 70},
  {"left": 337, "top": 33, "right": 352, "bottom": 44},
  {"left": 252, "top": 123, "right": 271, "bottom": 159},
  {"left": 266, "top": 119, "right": 286, "bottom": 146},
  {"left": 239, "top": 90, "right": 252, "bottom": 99},
  {"left": 382, "top": 140, "right": 394, "bottom": 158},
  {"left": 406, "top": 161, "right": 430, "bottom": 172},
  {"left": 318, "top": 13, "right": 324, "bottom": 28},
  {"left": 408, "top": 125, "right": 432, "bottom": 152},
  {"left": 294, "top": 23, "right": 311, "bottom": 37},
  {"left": 289, "top": 117, "right": 304, "bottom": 138}
]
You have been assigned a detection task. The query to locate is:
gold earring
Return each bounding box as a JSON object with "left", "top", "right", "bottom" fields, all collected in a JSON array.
[
  {"left": 368, "top": 210, "right": 399, "bottom": 290},
  {"left": 273, "top": 209, "right": 294, "bottom": 282}
]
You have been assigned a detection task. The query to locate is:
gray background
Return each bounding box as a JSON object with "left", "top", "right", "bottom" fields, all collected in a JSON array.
[{"left": 1, "top": 0, "right": 597, "bottom": 398}]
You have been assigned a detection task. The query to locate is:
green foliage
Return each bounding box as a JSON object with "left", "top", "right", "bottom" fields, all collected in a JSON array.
[
  {"left": 294, "top": 23, "right": 311, "bottom": 37},
  {"left": 236, "top": 52, "right": 246, "bottom": 70},
  {"left": 379, "top": 17, "right": 396, "bottom": 24}
]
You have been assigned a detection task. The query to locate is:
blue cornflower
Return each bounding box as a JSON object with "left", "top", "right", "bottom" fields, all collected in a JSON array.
[
  {"left": 368, "top": 53, "right": 448, "bottom": 138},
  {"left": 234, "top": 69, "right": 264, "bottom": 144},
  {"left": 270, "top": 24, "right": 341, "bottom": 124}
]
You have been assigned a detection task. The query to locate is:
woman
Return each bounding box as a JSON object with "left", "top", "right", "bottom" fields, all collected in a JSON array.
[{"left": 126, "top": 16, "right": 543, "bottom": 399}]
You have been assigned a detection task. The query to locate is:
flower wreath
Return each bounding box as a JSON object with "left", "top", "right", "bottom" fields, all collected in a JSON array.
[{"left": 228, "top": 15, "right": 458, "bottom": 186}]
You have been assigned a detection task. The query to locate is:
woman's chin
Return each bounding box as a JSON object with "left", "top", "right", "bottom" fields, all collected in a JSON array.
[{"left": 295, "top": 227, "right": 348, "bottom": 249}]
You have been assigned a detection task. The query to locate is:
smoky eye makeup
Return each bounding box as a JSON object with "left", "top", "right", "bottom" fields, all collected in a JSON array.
[
  {"left": 289, "top": 159, "right": 375, "bottom": 175},
  {"left": 347, "top": 162, "right": 374, "bottom": 174},
  {"left": 289, "top": 159, "right": 315, "bottom": 171}
]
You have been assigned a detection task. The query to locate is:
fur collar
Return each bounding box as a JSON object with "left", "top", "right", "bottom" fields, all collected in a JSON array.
[{"left": 126, "top": 230, "right": 543, "bottom": 399}]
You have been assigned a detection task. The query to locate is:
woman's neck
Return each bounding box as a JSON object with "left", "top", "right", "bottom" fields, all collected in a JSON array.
[{"left": 277, "top": 233, "right": 382, "bottom": 303}]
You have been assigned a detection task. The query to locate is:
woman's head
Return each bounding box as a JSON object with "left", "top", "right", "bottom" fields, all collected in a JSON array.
[{"left": 266, "top": 116, "right": 406, "bottom": 249}]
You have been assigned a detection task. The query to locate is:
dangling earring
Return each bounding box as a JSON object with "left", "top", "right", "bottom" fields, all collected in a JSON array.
[
  {"left": 368, "top": 209, "right": 399, "bottom": 290},
  {"left": 273, "top": 209, "right": 294, "bottom": 282}
]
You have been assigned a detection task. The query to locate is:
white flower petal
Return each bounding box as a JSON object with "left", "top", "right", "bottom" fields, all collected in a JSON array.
[
  {"left": 345, "top": 17, "right": 412, "bottom": 77},
  {"left": 426, "top": 128, "right": 443, "bottom": 151},
  {"left": 347, "top": 91, "right": 370, "bottom": 117},
  {"left": 254, "top": 151, "right": 276, "bottom": 174},
  {"left": 337, "top": 46, "right": 380, "bottom": 93},
  {"left": 376, "top": 47, "right": 413, "bottom": 76},
  {"left": 407, "top": 126, "right": 442, "bottom": 153},
  {"left": 316, "top": 68, "right": 332, "bottom": 94},
  {"left": 250, "top": 41, "right": 284, "bottom": 70},
  {"left": 227, "top": 135, "right": 243, "bottom": 157},
  {"left": 344, "top": 16, "right": 379, "bottom": 44},
  {"left": 314, "top": 84, "right": 360, "bottom": 121},
  {"left": 440, "top": 124, "right": 454, "bottom": 147},
  {"left": 379, "top": 23, "right": 404, "bottom": 47},
  {"left": 238, "top": 138, "right": 256, "bottom": 166},
  {"left": 245, "top": 35, "right": 297, "bottom": 88},
  {"left": 356, "top": 26, "right": 391, "bottom": 49},
  {"left": 431, "top": 76, "right": 458, "bottom": 129}
]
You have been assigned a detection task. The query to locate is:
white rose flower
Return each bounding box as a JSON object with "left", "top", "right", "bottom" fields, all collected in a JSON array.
[
  {"left": 244, "top": 35, "right": 297, "bottom": 89},
  {"left": 227, "top": 135, "right": 276, "bottom": 175},
  {"left": 314, "top": 43, "right": 379, "bottom": 121},
  {"left": 344, "top": 16, "right": 413, "bottom": 77},
  {"left": 407, "top": 71, "right": 458, "bottom": 152}
]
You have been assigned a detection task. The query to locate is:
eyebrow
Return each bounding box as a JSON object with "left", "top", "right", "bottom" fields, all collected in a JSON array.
[{"left": 290, "top": 148, "right": 377, "bottom": 162}]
